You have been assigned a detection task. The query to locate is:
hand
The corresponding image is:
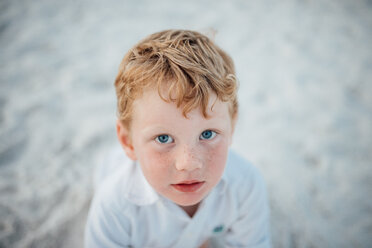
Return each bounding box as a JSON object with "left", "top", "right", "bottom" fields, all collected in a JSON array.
[{"left": 199, "top": 240, "right": 209, "bottom": 248}]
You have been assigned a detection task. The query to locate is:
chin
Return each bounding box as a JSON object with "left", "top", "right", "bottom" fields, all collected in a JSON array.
[
  {"left": 175, "top": 199, "right": 202, "bottom": 207},
  {"left": 171, "top": 192, "right": 206, "bottom": 207}
]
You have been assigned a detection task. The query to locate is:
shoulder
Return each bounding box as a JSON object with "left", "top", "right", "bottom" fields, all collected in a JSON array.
[
  {"left": 225, "top": 150, "right": 265, "bottom": 184},
  {"left": 85, "top": 170, "right": 135, "bottom": 247},
  {"left": 91, "top": 163, "right": 134, "bottom": 217},
  {"left": 92, "top": 146, "right": 158, "bottom": 212},
  {"left": 91, "top": 147, "right": 141, "bottom": 217},
  {"left": 223, "top": 150, "right": 267, "bottom": 201},
  {"left": 218, "top": 151, "right": 271, "bottom": 247}
]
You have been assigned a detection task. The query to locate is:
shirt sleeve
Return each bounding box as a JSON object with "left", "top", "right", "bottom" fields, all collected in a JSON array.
[
  {"left": 84, "top": 192, "right": 132, "bottom": 248},
  {"left": 222, "top": 167, "right": 271, "bottom": 248}
]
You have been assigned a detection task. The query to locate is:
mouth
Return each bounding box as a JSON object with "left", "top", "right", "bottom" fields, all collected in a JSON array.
[{"left": 171, "top": 181, "right": 205, "bottom": 193}]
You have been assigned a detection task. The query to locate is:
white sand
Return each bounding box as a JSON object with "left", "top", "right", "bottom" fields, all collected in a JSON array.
[{"left": 0, "top": 0, "right": 371, "bottom": 247}]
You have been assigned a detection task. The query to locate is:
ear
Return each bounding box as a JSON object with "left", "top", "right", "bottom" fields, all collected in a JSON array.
[{"left": 116, "top": 120, "right": 137, "bottom": 161}]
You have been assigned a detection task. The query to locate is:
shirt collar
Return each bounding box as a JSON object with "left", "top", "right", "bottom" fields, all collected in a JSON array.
[{"left": 122, "top": 160, "right": 159, "bottom": 206}]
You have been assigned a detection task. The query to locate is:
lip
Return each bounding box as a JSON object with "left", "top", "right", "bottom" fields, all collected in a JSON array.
[{"left": 171, "top": 181, "right": 205, "bottom": 193}]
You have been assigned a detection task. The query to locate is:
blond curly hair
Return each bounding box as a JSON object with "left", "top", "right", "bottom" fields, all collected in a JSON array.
[{"left": 114, "top": 29, "right": 238, "bottom": 129}]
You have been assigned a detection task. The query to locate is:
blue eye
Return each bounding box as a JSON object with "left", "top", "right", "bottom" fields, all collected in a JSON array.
[
  {"left": 200, "top": 130, "right": 216, "bottom": 140},
  {"left": 155, "top": 135, "right": 173, "bottom": 144}
]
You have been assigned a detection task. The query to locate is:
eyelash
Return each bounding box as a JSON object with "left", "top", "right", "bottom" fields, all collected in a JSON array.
[
  {"left": 200, "top": 130, "right": 217, "bottom": 140},
  {"left": 155, "top": 130, "right": 217, "bottom": 144},
  {"left": 155, "top": 134, "right": 174, "bottom": 144}
]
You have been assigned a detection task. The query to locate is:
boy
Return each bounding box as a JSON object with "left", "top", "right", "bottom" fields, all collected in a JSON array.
[{"left": 85, "top": 30, "right": 271, "bottom": 248}]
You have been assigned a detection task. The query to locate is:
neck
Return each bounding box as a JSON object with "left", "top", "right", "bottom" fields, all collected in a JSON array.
[{"left": 180, "top": 203, "right": 200, "bottom": 218}]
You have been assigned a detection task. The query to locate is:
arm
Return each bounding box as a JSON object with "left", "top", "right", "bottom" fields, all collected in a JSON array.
[
  {"left": 84, "top": 194, "right": 132, "bottom": 248},
  {"left": 199, "top": 240, "right": 209, "bottom": 248},
  {"left": 223, "top": 168, "right": 271, "bottom": 248}
]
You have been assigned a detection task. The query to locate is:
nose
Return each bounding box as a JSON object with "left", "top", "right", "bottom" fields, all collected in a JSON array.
[{"left": 175, "top": 145, "right": 203, "bottom": 171}]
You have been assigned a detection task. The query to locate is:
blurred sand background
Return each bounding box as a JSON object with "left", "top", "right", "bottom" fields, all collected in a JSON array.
[{"left": 0, "top": 0, "right": 371, "bottom": 247}]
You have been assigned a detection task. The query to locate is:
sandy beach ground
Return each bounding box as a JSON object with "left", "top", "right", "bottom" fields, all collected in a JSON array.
[{"left": 0, "top": 0, "right": 371, "bottom": 247}]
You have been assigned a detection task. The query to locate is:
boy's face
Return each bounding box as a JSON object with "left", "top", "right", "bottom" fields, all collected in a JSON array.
[{"left": 117, "top": 88, "right": 235, "bottom": 208}]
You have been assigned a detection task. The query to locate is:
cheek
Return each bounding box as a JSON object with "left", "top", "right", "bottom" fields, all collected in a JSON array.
[
  {"left": 205, "top": 140, "right": 229, "bottom": 174},
  {"left": 139, "top": 147, "right": 172, "bottom": 176}
]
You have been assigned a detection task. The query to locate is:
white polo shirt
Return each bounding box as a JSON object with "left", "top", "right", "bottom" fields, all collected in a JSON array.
[{"left": 85, "top": 148, "right": 271, "bottom": 248}]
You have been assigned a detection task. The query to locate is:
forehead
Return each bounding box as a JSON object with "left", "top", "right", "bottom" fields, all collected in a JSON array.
[{"left": 131, "top": 88, "right": 230, "bottom": 128}]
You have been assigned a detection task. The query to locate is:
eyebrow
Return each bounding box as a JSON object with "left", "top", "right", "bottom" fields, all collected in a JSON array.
[{"left": 141, "top": 126, "right": 171, "bottom": 136}]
